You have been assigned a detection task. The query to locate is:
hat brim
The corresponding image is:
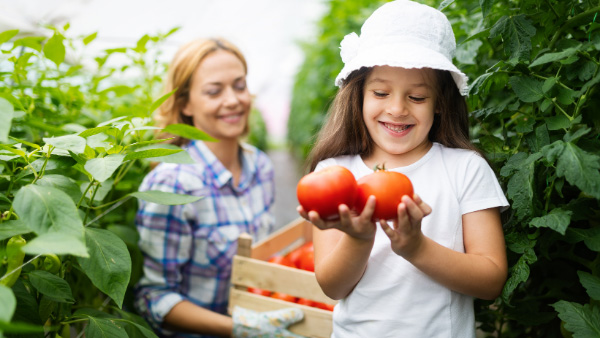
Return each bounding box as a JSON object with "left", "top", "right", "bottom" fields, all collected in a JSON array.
[{"left": 335, "top": 43, "right": 469, "bottom": 96}]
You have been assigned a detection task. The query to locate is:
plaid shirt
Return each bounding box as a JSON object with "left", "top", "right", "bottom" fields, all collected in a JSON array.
[{"left": 134, "top": 140, "right": 275, "bottom": 337}]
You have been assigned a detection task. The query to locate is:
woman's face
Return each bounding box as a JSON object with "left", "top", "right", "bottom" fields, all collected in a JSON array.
[
  {"left": 182, "top": 49, "right": 251, "bottom": 141},
  {"left": 362, "top": 66, "right": 436, "bottom": 167}
]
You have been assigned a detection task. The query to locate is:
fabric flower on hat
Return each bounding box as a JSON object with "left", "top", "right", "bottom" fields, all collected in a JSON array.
[{"left": 339, "top": 32, "right": 360, "bottom": 64}]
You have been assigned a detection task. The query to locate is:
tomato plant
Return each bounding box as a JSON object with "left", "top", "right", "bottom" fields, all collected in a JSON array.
[
  {"left": 355, "top": 166, "right": 414, "bottom": 220},
  {"left": 296, "top": 165, "right": 358, "bottom": 219}
]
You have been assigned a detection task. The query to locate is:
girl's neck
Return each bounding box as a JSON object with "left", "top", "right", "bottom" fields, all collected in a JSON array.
[
  {"left": 363, "top": 141, "right": 433, "bottom": 170},
  {"left": 204, "top": 138, "right": 242, "bottom": 185}
]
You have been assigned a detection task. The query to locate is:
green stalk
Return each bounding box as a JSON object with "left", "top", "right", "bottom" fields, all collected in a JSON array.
[{"left": 549, "top": 6, "right": 600, "bottom": 49}]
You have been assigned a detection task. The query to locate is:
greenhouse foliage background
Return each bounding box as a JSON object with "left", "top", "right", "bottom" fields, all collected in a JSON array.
[{"left": 1, "top": 0, "right": 600, "bottom": 337}]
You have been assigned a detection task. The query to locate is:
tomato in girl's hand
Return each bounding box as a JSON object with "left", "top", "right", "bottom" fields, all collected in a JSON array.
[
  {"left": 247, "top": 287, "right": 271, "bottom": 297},
  {"left": 355, "top": 166, "right": 414, "bottom": 221},
  {"left": 296, "top": 165, "right": 358, "bottom": 220},
  {"left": 268, "top": 255, "right": 294, "bottom": 267},
  {"left": 271, "top": 292, "right": 297, "bottom": 303}
]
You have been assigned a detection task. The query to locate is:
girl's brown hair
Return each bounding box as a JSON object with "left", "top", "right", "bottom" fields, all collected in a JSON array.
[
  {"left": 306, "top": 67, "right": 481, "bottom": 171},
  {"left": 155, "top": 38, "right": 248, "bottom": 146}
]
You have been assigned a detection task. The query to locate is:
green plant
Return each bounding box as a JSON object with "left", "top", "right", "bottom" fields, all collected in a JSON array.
[
  {"left": 0, "top": 26, "right": 213, "bottom": 337},
  {"left": 290, "top": 0, "right": 600, "bottom": 336}
]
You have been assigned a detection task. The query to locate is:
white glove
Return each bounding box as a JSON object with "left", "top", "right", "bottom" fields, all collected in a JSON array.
[{"left": 232, "top": 306, "right": 305, "bottom": 338}]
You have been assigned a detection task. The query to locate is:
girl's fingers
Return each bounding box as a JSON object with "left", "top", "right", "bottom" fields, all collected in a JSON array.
[
  {"left": 413, "top": 194, "right": 432, "bottom": 216},
  {"left": 379, "top": 219, "right": 397, "bottom": 240},
  {"left": 402, "top": 195, "right": 425, "bottom": 221},
  {"left": 360, "top": 195, "right": 377, "bottom": 222}
]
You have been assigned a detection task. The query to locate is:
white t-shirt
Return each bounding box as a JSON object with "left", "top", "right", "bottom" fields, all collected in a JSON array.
[{"left": 315, "top": 143, "right": 509, "bottom": 338}]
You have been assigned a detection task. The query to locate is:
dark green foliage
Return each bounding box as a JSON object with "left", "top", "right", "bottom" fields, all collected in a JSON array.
[{"left": 289, "top": 0, "right": 600, "bottom": 336}]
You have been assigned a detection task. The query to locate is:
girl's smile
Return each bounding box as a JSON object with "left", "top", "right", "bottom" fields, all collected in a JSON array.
[{"left": 362, "top": 66, "right": 436, "bottom": 168}]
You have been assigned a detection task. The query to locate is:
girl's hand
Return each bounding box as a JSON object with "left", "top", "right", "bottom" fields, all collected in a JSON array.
[
  {"left": 297, "top": 195, "right": 377, "bottom": 241},
  {"left": 379, "top": 194, "right": 432, "bottom": 258}
]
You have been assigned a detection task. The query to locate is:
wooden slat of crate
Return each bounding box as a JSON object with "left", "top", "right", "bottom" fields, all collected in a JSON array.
[
  {"left": 251, "top": 218, "right": 313, "bottom": 260},
  {"left": 229, "top": 288, "right": 333, "bottom": 338},
  {"left": 231, "top": 255, "right": 334, "bottom": 305}
]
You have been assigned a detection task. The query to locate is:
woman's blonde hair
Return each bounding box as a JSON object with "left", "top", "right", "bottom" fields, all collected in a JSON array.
[{"left": 155, "top": 37, "right": 248, "bottom": 146}]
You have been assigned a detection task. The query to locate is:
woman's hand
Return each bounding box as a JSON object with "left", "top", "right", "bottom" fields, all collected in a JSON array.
[
  {"left": 297, "top": 195, "right": 377, "bottom": 241},
  {"left": 379, "top": 194, "right": 432, "bottom": 258}
]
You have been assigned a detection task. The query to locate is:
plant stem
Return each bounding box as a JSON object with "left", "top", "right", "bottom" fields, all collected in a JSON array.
[{"left": 549, "top": 6, "right": 600, "bottom": 49}]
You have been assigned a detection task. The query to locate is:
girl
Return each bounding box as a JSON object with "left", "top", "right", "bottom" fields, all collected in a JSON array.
[
  {"left": 297, "top": 1, "right": 509, "bottom": 337},
  {"left": 134, "top": 38, "right": 302, "bottom": 338}
]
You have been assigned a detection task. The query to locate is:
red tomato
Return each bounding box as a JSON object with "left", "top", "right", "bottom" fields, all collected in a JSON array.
[
  {"left": 271, "top": 292, "right": 297, "bottom": 303},
  {"left": 314, "top": 302, "right": 335, "bottom": 311},
  {"left": 268, "top": 255, "right": 294, "bottom": 268},
  {"left": 296, "top": 298, "right": 317, "bottom": 307},
  {"left": 355, "top": 167, "right": 414, "bottom": 220},
  {"left": 298, "top": 250, "right": 315, "bottom": 272},
  {"left": 297, "top": 165, "right": 358, "bottom": 220},
  {"left": 286, "top": 241, "right": 314, "bottom": 268},
  {"left": 247, "top": 287, "right": 271, "bottom": 297}
]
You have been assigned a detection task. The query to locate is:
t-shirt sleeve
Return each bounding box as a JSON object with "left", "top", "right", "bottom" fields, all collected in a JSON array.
[{"left": 458, "top": 153, "right": 509, "bottom": 215}]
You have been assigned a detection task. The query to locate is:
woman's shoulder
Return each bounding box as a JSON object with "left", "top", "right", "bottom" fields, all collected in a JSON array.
[{"left": 240, "top": 142, "right": 274, "bottom": 173}]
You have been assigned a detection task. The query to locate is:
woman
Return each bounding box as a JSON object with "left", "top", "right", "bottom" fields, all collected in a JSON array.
[{"left": 134, "top": 38, "right": 302, "bottom": 338}]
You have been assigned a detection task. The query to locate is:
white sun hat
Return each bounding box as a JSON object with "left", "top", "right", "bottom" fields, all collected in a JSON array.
[{"left": 335, "top": 0, "right": 469, "bottom": 96}]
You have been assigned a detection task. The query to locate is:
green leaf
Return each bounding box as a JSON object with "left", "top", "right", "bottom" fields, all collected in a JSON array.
[
  {"left": 22, "top": 232, "right": 88, "bottom": 257},
  {"left": 13, "top": 36, "right": 44, "bottom": 52},
  {"left": 13, "top": 185, "right": 85, "bottom": 239},
  {"left": 84, "top": 154, "right": 125, "bottom": 182},
  {"left": 0, "top": 97, "right": 14, "bottom": 143},
  {"left": 479, "top": 0, "right": 494, "bottom": 18},
  {"left": 553, "top": 301, "right": 600, "bottom": 337},
  {"left": 489, "top": 15, "right": 536, "bottom": 61},
  {"left": 529, "top": 208, "right": 572, "bottom": 235},
  {"left": 509, "top": 76, "right": 544, "bottom": 103},
  {"left": 578, "top": 271, "right": 600, "bottom": 301},
  {"left": 83, "top": 32, "right": 98, "bottom": 45},
  {"left": 137, "top": 143, "right": 195, "bottom": 164},
  {"left": 0, "top": 285, "right": 16, "bottom": 322},
  {"left": 149, "top": 88, "right": 177, "bottom": 113},
  {"left": 0, "top": 29, "right": 19, "bottom": 45},
  {"left": 85, "top": 317, "right": 128, "bottom": 338},
  {"left": 77, "top": 228, "right": 131, "bottom": 308},
  {"left": 27, "top": 270, "right": 74, "bottom": 303},
  {"left": 542, "top": 141, "right": 600, "bottom": 199},
  {"left": 546, "top": 114, "right": 571, "bottom": 130},
  {"left": 130, "top": 191, "right": 203, "bottom": 205},
  {"left": 79, "top": 126, "right": 112, "bottom": 138},
  {"left": 500, "top": 152, "right": 541, "bottom": 220},
  {"left": 43, "top": 33, "right": 65, "bottom": 67},
  {"left": 162, "top": 124, "right": 218, "bottom": 142},
  {"left": 503, "top": 248, "right": 537, "bottom": 303},
  {"left": 0, "top": 220, "right": 30, "bottom": 241},
  {"left": 529, "top": 46, "right": 581, "bottom": 67},
  {"left": 35, "top": 174, "right": 82, "bottom": 204},
  {"left": 44, "top": 135, "right": 87, "bottom": 154},
  {"left": 123, "top": 148, "right": 182, "bottom": 161}
]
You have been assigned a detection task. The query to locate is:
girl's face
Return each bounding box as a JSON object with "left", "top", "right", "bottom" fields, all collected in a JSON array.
[
  {"left": 182, "top": 49, "right": 251, "bottom": 141},
  {"left": 362, "top": 66, "right": 436, "bottom": 168}
]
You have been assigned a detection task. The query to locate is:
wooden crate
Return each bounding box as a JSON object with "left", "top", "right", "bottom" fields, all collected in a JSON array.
[{"left": 228, "top": 218, "right": 336, "bottom": 338}]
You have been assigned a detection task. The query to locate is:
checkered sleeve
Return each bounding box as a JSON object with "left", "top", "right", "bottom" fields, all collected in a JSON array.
[{"left": 134, "top": 165, "right": 195, "bottom": 329}]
